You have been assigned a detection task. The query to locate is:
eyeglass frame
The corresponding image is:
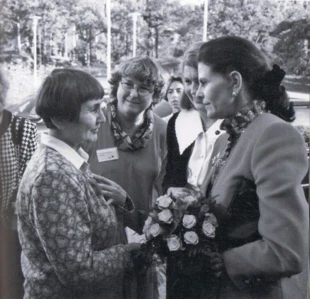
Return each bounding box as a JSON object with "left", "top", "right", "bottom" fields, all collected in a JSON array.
[{"left": 120, "top": 81, "right": 155, "bottom": 96}]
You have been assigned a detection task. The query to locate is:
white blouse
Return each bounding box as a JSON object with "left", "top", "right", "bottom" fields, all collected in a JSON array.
[{"left": 186, "top": 119, "right": 224, "bottom": 190}]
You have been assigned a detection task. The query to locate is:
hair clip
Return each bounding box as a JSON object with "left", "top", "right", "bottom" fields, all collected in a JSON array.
[{"left": 264, "top": 64, "right": 285, "bottom": 86}]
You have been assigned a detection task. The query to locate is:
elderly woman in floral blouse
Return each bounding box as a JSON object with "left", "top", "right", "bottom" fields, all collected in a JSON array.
[{"left": 16, "top": 69, "right": 140, "bottom": 299}]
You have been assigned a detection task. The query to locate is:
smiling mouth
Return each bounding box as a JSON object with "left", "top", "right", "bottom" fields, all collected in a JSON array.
[{"left": 127, "top": 100, "right": 140, "bottom": 104}]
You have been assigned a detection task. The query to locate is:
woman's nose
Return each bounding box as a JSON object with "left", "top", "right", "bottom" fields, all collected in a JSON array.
[
  {"left": 129, "top": 87, "right": 139, "bottom": 97},
  {"left": 196, "top": 85, "right": 203, "bottom": 101},
  {"left": 191, "top": 83, "right": 198, "bottom": 95}
]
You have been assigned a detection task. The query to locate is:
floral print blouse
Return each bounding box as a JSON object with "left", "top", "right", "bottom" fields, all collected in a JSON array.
[{"left": 16, "top": 137, "right": 133, "bottom": 299}]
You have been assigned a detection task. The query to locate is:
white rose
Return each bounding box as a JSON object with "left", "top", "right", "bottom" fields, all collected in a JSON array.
[
  {"left": 156, "top": 195, "right": 173, "bottom": 210},
  {"left": 204, "top": 213, "right": 218, "bottom": 228},
  {"left": 184, "top": 231, "right": 199, "bottom": 245},
  {"left": 167, "top": 235, "right": 182, "bottom": 251},
  {"left": 145, "top": 216, "right": 153, "bottom": 226},
  {"left": 149, "top": 223, "right": 164, "bottom": 238},
  {"left": 182, "top": 214, "right": 197, "bottom": 229},
  {"left": 143, "top": 216, "right": 154, "bottom": 238},
  {"left": 202, "top": 220, "right": 216, "bottom": 238},
  {"left": 158, "top": 209, "right": 173, "bottom": 224}
]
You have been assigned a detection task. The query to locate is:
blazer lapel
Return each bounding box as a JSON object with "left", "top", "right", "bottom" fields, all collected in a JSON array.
[{"left": 200, "top": 133, "right": 228, "bottom": 197}]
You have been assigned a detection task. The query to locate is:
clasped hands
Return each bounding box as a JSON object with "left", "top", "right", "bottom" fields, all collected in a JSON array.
[
  {"left": 166, "top": 185, "right": 202, "bottom": 201},
  {"left": 204, "top": 251, "right": 226, "bottom": 278}
]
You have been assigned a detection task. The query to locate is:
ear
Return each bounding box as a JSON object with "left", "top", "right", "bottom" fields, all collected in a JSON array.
[{"left": 228, "top": 71, "right": 243, "bottom": 96}]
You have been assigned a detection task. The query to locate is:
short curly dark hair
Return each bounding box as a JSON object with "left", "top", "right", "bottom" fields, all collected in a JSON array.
[{"left": 109, "top": 56, "right": 165, "bottom": 106}]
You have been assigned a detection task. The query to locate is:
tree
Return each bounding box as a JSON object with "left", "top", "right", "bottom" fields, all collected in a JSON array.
[
  {"left": 207, "top": 0, "right": 282, "bottom": 55},
  {"left": 0, "top": 0, "right": 32, "bottom": 52},
  {"left": 272, "top": 19, "right": 310, "bottom": 75},
  {"left": 74, "top": 4, "right": 106, "bottom": 65}
]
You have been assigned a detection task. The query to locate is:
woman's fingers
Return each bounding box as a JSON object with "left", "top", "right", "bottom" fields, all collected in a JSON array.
[
  {"left": 92, "top": 173, "right": 113, "bottom": 185},
  {"left": 106, "top": 198, "right": 113, "bottom": 205},
  {"left": 97, "top": 182, "right": 113, "bottom": 192}
]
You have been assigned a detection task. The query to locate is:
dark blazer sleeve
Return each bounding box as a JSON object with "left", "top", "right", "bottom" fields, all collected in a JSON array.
[
  {"left": 162, "top": 113, "right": 194, "bottom": 193},
  {"left": 223, "top": 122, "right": 309, "bottom": 287}
]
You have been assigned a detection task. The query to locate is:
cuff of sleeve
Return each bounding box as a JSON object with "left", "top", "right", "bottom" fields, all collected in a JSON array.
[{"left": 120, "top": 194, "right": 135, "bottom": 213}]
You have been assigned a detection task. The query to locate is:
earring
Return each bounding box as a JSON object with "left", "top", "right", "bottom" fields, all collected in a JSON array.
[{"left": 232, "top": 91, "right": 237, "bottom": 97}]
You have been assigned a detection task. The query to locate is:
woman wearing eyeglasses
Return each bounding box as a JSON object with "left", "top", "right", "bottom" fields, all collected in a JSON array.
[{"left": 88, "top": 56, "right": 167, "bottom": 299}]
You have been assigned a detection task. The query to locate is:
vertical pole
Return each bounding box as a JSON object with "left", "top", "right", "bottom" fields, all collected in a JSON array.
[
  {"left": 32, "top": 17, "right": 39, "bottom": 89},
  {"left": 203, "top": 0, "right": 209, "bottom": 41},
  {"left": 17, "top": 22, "right": 21, "bottom": 53},
  {"left": 106, "top": 0, "right": 111, "bottom": 79},
  {"left": 133, "top": 14, "right": 137, "bottom": 57},
  {"left": 64, "top": 31, "right": 68, "bottom": 58}
]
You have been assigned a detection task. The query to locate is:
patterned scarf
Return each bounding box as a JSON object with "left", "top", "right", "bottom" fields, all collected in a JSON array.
[
  {"left": 210, "top": 100, "right": 266, "bottom": 186},
  {"left": 109, "top": 100, "right": 154, "bottom": 151}
]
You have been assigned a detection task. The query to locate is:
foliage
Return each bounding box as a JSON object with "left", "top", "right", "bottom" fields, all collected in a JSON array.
[
  {"left": 1, "top": 0, "right": 309, "bottom": 74},
  {"left": 272, "top": 19, "right": 310, "bottom": 75}
]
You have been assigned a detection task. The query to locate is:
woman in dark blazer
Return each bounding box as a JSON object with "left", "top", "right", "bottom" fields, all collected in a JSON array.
[{"left": 195, "top": 36, "right": 308, "bottom": 299}]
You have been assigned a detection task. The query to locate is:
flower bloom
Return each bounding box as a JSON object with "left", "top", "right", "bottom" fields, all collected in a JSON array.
[
  {"left": 158, "top": 209, "right": 173, "bottom": 224},
  {"left": 204, "top": 213, "right": 218, "bottom": 228},
  {"left": 143, "top": 216, "right": 154, "bottom": 239},
  {"left": 184, "top": 231, "right": 199, "bottom": 245},
  {"left": 145, "top": 216, "right": 153, "bottom": 226},
  {"left": 202, "top": 220, "right": 216, "bottom": 238},
  {"left": 149, "top": 223, "right": 164, "bottom": 237},
  {"left": 167, "top": 235, "right": 182, "bottom": 251},
  {"left": 156, "top": 195, "right": 173, "bottom": 210},
  {"left": 182, "top": 214, "right": 197, "bottom": 229}
]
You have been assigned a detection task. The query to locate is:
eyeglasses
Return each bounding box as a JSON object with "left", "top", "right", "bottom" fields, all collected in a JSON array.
[{"left": 120, "top": 81, "right": 154, "bottom": 96}]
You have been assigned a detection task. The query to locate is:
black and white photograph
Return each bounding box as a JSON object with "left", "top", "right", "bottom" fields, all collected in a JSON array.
[{"left": 0, "top": 0, "right": 309, "bottom": 298}]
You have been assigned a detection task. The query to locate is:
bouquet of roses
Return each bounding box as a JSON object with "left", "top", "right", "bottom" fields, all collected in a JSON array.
[{"left": 132, "top": 187, "right": 220, "bottom": 275}]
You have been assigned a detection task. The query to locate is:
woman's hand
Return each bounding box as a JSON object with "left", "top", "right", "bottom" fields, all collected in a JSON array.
[
  {"left": 206, "top": 251, "right": 226, "bottom": 278},
  {"left": 166, "top": 187, "right": 192, "bottom": 200},
  {"left": 92, "top": 173, "right": 127, "bottom": 207},
  {"left": 125, "top": 242, "right": 142, "bottom": 253}
]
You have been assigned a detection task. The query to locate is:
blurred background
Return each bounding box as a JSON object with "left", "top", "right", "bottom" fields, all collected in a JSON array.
[{"left": 0, "top": 0, "right": 309, "bottom": 131}]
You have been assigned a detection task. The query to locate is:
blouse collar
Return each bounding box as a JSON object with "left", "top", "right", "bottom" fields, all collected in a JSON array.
[
  {"left": 41, "top": 133, "right": 89, "bottom": 171},
  {"left": 220, "top": 100, "right": 266, "bottom": 138},
  {"left": 175, "top": 109, "right": 203, "bottom": 155}
]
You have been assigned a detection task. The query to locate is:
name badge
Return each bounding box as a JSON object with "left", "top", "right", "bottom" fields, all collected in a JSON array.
[{"left": 96, "top": 147, "right": 119, "bottom": 162}]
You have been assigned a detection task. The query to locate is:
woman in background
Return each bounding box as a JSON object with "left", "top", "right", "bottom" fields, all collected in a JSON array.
[
  {"left": 17, "top": 69, "right": 140, "bottom": 299},
  {"left": 163, "top": 43, "right": 226, "bottom": 197},
  {"left": 0, "top": 66, "right": 38, "bottom": 299},
  {"left": 162, "top": 76, "right": 184, "bottom": 122},
  {"left": 88, "top": 56, "right": 167, "bottom": 299}
]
